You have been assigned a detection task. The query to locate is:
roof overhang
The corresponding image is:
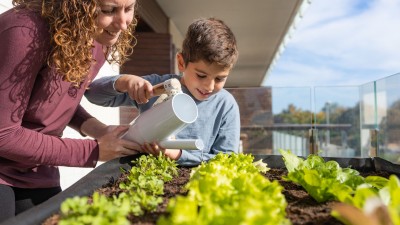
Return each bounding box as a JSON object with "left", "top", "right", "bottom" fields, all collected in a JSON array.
[{"left": 155, "top": 0, "right": 310, "bottom": 87}]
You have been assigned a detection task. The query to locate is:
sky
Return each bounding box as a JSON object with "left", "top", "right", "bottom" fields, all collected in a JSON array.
[{"left": 265, "top": 0, "right": 400, "bottom": 88}]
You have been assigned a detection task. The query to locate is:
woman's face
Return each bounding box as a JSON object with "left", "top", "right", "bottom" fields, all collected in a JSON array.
[{"left": 94, "top": 0, "right": 136, "bottom": 46}]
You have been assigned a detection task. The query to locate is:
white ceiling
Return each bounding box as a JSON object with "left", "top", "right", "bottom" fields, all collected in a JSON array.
[{"left": 156, "top": 0, "right": 306, "bottom": 87}]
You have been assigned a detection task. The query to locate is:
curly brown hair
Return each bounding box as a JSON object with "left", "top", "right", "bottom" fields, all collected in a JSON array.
[
  {"left": 12, "top": 0, "right": 137, "bottom": 86},
  {"left": 181, "top": 17, "right": 238, "bottom": 70}
]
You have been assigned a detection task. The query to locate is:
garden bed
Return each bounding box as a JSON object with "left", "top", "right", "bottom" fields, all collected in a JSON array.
[
  {"left": 1, "top": 155, "right": 398, "bottom": 225},
  {"left": 43, "top": 167, "right": 391, "bottom": 225}
]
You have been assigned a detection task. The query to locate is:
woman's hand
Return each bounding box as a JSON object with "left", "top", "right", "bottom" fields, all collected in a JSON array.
[
  {"left": 80, "top": 118, "right": 141, "bottom": 161},
  {"left": 114, "top": 74, "right": 153, "bottom": 104},
  {"left": 142, "top": 142, "right": 182, "bottom": 160},
  {"left": 97, "top": 125, "right": 142, "bottom": 161}
]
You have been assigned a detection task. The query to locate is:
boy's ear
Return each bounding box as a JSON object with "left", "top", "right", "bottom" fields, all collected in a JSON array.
[{"left": 176, "top": 53, "right": 185, "bottom": 72}]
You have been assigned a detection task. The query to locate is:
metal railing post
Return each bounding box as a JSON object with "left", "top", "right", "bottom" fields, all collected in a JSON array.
[
  {"left": 369, "top": 129, "right": 379, "bottom": 157},
  {"left": 309, "top": 128, "right": 318, "bottom": 155}
]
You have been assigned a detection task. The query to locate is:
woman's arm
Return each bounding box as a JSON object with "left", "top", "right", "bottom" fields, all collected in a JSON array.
[
  {"left": 80, "top": 117, "right": 109, "bottom": 139},
  {"left": 0, "top": 25, "right": 99, "bottom": 167}
]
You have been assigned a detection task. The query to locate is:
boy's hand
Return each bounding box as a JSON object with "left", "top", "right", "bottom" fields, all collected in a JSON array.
[
  {"left": 141, "top": 142, "right": 182, "bottom": 160},
  {"left": 115, "top": 74, "right": 153, "bottom": 104}
]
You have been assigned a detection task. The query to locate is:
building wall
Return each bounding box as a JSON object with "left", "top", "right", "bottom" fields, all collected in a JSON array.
[
  {"left": 120, "top": 32, "right": 175, "bottom": 124},
  {"left": 227, "top": 87, "right": 273, "bottom": 154},
  {"left": 168, "top": 20, "right": 184, "bottom": 74}
]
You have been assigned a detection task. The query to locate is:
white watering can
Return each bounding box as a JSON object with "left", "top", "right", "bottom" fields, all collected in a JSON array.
[{"left": 122, "top": 78, "right": 204, "bottom": 150}]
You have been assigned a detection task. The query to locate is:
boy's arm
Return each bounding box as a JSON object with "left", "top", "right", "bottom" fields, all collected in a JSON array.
[
  {"left": 113, "top": 75, "right": 154, "bottom": 104},
  {"left": 85, "top": 74, "right": 176, "bottom": 107}
]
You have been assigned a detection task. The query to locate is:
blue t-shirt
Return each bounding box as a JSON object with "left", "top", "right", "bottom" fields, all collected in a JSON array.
[{"left": 85, "top": 74, "right": 240, "bottom": 166}]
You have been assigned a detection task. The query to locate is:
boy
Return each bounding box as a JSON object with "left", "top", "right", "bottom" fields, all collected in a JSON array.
[{"left": 85, "top": 17, "right": 240, "bottom": 166}]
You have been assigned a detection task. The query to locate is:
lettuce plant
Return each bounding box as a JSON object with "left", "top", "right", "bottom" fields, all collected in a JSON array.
[
  {"left": 59, "top": 153, "right": 179, "bottom": 223},
  {"left": 332, "top": 175, "right": 400, "bottom": 225},
  {"left": 158, "top": 153, "right": 290, "bottom": 225},
  {"left": 59, "top": 192, "right": 130, "bottom": 225},
  {"left": 280, "top": 149, "right": 388, "bottom": 204}
]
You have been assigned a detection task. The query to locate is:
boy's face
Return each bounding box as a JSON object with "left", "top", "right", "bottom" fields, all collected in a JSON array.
[{"left": 177, "top": 54, "right": 231, "bottom": 101}]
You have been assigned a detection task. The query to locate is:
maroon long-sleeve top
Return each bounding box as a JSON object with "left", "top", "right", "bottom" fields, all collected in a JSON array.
[{"left": 0, "top": 7, "right": 105, "bottom": 188}]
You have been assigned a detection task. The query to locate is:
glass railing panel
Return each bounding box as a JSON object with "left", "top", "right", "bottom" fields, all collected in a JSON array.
[
  {"left": 314, "top": 86, "right": 361, "bottom": 158},
  {"left": 360, "top": 80, "right": 378, "bottom": 158},
  {"left": 271, "top": 87, "right": 312, "bottom": 156},
  {"left": 227, "top": 87, "right": 274, "bottom": 155},
  {"left": 228, "top": 73, "right": 399, "bottom": 161},
  {"left": 227, "top": 87, "right": 312, "bottom": 156},
  {"left": 374, "top": 73, "right": 400, "bottom": 163}
]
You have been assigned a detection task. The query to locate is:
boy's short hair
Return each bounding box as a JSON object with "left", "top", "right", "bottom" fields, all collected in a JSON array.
[{"left": 181, "top": 17, "right": 239, "bottom": 69}]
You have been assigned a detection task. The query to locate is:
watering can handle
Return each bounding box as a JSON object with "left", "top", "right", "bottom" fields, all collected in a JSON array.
[
  {"left": 152, "top": 78, "right": 182, "bottom": 106},
  {"left": 152, "top": 78, "right": 181, "bottom": 96}
]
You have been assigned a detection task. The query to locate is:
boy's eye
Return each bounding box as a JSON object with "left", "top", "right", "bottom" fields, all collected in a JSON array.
[
  {"left": 197, "top": 74, "right": 206, "bottom": 78},
  {"left": 215, "top": 77, "right": 226, "bottom": 83}
]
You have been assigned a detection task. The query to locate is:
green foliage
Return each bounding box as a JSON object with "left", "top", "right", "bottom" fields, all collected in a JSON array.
[
  {"left": 59, "top": 153, "right": 178, "bottom": 224},
  {"left": 253, "top": 158, "right": 270, "bottom": 173},
  {"left": 280, "top": 149, "right": 400, "bottom": 224},
  {"left": 59, "top": 192, "right": 130, "bottom": 225},
  {"left": 157, "top": 153, "right": 290, "bottom": 225},
  {"left": 274, "top": 104, "right": 313, "bottom": 124},
  {"left": 280, "top": 149, "right": 400, "bottom": 225},
  {"left": 378, "top": 175, "right": 400, "bottom": 224},
  {"left": 332, "top": 175, "right": 400, "bottom": 225},
  {"left": 118, "top": 153, "right": 178, "bottom": 215},
  {"left": 274, "top": 103, "right": 361, "bottom": 154},
  {"left": 280, "top": 149, "right": 388, "bottom": 204}
]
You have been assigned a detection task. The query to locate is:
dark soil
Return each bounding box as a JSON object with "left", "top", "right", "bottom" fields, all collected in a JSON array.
[
  {"left": 266, "top": 169, "right": 341, "bottom": 225},
  {"left": 43, "top": 167, "right": 391, "bottom": 225}
]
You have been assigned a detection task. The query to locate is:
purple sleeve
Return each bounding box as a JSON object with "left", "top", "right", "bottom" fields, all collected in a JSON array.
[
  {"left": 0, "top": 19, "right": 98, "bottom": 167},
  {"left": 68, "top": 105, "right": 95, "bottom": 137}
]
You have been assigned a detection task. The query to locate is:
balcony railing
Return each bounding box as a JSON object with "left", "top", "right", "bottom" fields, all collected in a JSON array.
[{"left": 227, "top": 72, "right": 400, "bottom": 164}]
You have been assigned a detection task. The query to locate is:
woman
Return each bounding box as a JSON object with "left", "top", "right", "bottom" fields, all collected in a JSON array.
[{"left": 0, "top": 0, "right": 139, "bottom": 221}]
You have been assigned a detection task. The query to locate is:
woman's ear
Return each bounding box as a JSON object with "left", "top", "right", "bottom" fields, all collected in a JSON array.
[{"left": 176, "top": 53, "right": 185, "bottom": 72}]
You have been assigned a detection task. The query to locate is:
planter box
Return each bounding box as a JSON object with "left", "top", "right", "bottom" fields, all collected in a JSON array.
[
  {"left": 1, "top": 156, "right": 133, "bottom": 225},
  {"left": 2, "top": 155, "right": 399, "bottom": 225}
]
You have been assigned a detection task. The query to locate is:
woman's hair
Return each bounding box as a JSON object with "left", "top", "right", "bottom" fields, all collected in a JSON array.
[
  {"left": 12, "top": 0, "right": 137, "bottom": 86},
  {"left": 181, "top": 17, "right": 238, "bottom": 70}
]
